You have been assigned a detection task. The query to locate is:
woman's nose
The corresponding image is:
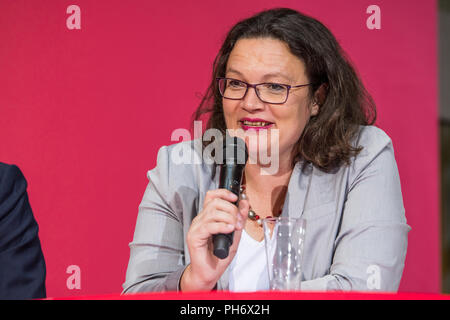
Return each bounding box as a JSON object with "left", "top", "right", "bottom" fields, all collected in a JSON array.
[{"left": 242, "top": 86, "right": 265, "bottom": 111}]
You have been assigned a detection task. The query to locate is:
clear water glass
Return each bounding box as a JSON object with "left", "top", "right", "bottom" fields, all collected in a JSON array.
[{"left": 263, "top": 217, "right": 307, "bottom": 291}]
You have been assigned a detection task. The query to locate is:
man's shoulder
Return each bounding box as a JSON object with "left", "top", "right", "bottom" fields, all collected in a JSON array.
[
  {"left": 0, "top": 162, "right": 30, "bottom": 232},
  {"left": 0, "top": 163, "right": 27, "bottom": 199},
  {"left": 0, "top": 162, "right": 13, "bottom": 178}
]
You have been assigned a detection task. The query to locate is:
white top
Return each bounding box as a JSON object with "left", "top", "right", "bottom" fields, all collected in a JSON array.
[{"left": 228, "top": 229, "right": 270, "bottom": 292}]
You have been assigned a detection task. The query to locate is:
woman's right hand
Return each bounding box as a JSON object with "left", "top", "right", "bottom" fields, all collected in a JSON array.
[{"left": 180, "top": 188, "right": 249, "bottom": 291}]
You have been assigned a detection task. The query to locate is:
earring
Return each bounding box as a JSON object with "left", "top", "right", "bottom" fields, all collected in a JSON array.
[{"left": 311, "top": 101, "right": 319, "bottom": 116}]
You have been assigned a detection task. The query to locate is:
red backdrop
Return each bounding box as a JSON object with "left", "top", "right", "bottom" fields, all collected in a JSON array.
[{"left": 0, "top": 0, "right": 440, "bottom": 297}]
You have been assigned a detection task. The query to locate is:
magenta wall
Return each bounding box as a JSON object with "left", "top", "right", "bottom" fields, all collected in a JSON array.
[{"left": 0, "top": 0, "right": 440, "bottom": 296}]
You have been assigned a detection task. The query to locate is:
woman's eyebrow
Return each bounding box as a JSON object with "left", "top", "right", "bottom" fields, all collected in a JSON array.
[{"left": 226, "top": 68, "right": 293, "bottom": 82}]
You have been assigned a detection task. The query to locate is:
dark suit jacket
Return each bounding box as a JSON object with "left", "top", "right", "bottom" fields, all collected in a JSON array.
[{"left": 0, "top": 163, "right": 46, "bottom": 299}]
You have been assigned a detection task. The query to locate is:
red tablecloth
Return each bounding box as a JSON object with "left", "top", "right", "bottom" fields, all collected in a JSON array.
[{"left": 53, "top": 291, "right": 450, "bottom": 300}]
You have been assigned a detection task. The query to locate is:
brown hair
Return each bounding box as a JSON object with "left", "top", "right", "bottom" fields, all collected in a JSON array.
[{"left": 191, "top": 7, "right": 376, "bottom": 172}]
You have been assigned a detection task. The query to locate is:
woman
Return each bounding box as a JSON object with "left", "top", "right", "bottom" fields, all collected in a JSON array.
[{"left": 123, "top": 8, "right": 410, "bottom": 293}]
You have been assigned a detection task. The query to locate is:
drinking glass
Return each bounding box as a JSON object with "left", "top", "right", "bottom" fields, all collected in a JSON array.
[{"left": 263, "top": 217, "right": 307, "bottom": 290}]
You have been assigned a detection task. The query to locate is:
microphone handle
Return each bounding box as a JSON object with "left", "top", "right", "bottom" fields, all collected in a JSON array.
[{"left": 213, "top": 163, "right": 245, "bottom": 259}]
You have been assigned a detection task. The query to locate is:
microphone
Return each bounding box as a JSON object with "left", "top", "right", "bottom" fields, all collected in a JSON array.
[{"left": 213, "top": 135, "right": 248, "bottom": 259}]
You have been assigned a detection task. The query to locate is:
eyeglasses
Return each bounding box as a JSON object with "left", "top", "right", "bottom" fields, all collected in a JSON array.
[{"left": 216, "top": 77, "right": 314, "bottom": 105}]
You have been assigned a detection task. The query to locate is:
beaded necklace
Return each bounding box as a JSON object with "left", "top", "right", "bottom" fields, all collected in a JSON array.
[{"left": 239, "top": 173, "right": 284, "bottom": 227}]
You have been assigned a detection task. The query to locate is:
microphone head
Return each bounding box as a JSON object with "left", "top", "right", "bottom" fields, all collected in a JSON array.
[
  {"left": 213, "top": 236, "right": 231, "bottom": 259},
  {"left": 222, "top": 135, "right": 248, "bottom": 165}
]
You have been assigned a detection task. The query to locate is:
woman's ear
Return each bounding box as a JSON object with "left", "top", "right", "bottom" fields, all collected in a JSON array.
[{"left": 311, "top": 83, "right": 329, "bottom": 116}]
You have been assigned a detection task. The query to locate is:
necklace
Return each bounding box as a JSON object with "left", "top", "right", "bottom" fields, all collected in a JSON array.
[{"left": 239, "top": 184, "right": 284, "bottom": 227}]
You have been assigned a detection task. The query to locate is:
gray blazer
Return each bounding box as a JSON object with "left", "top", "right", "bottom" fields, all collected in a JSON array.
[{"left": 122, "top": 125, "right": 410, "bottom": 293}]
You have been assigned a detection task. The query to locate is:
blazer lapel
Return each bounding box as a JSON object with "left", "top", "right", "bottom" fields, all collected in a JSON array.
[{"left": 283, "top": 161, "right": 312, "bottom": 219}]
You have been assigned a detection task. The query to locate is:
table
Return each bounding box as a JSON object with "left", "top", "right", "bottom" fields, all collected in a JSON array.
[{"left": 54, "top": 290, "right": 450, "bottom": 300}]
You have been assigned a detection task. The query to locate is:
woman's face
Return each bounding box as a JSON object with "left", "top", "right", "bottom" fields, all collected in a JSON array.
[{"left": 222, "top": 37, "right": 318, "bottom": 169}]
